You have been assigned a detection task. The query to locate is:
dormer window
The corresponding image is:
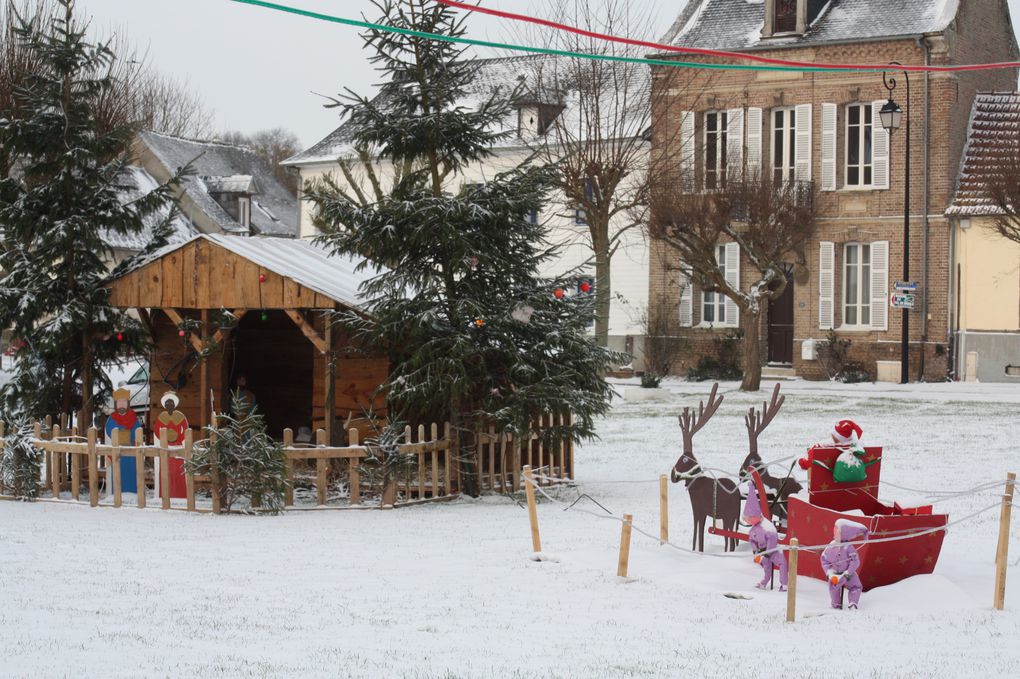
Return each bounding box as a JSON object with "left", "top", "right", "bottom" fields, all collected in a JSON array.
[
  {"left": 775, "top": 0, "right": 797, "bottom": 33},
  {"left": 238, "top": 196, "right": 251, "bottom": 229}
]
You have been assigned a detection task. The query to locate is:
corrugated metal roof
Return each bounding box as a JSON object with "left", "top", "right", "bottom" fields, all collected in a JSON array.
[
  {"left": 948, "top": 92, "right": 1020, "bottom": 216},
  {"left": 115, "top": 234, "right": 378, "bottom": 310}
]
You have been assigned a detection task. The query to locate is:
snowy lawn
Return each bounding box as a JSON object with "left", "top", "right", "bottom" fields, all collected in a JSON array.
[{"left": 2, "top": 379, "right": 1020, "bottom": 678}]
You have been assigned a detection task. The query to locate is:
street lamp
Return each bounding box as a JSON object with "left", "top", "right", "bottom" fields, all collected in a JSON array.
[{"left": 881, "top": 64, "right": 911, "bottom": 385}]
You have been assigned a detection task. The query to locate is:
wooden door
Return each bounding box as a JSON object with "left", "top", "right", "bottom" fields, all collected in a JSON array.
[{"left": 767, "top": 268, "right": 795, "bottom": 365}]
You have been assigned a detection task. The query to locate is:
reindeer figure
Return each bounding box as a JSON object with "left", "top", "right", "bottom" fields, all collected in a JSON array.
[
  {"left": 739, "top": 383, "right": 802, "bottom": 524},
  {"left": 670, "top": 383, "right": 741, "bottom": 552}
]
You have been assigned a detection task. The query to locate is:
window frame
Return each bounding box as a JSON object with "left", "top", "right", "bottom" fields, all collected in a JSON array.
[
  {"left": 704, "top": 110, "right": 729, "bottom": 191},
  {"left": 771, "top": 106, "right": 797, "bottom": 184},
  {"left": 701, "top": 244, "right": 728, "bottom": 325},
  {"left": 844, "top": 103, "right": 874, "bottom": 189},
  {"left": 841, "top": 242, "right": 872, "bottom": 329}
]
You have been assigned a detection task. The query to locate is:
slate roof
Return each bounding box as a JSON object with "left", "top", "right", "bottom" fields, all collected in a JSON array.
[
  {"left": 101, "top": 166, "right": 196, "bottom": 253},
  {"left": 948, "top": 92, "right": 1020, "bottom": 217},
  {"left": 284, "top": 55, "right": 649, "bottom": 167},
  {"left": 661, "top": 0, "right": 961, "bottom": 52},
  {"left": 115, "top": 233, "right": 376, "bottom": 311},
  {"left": 138, "top": 131, "right": 297, "bottom": 237}
]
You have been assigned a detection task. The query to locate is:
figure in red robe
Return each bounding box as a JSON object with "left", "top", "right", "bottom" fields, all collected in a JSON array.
[{"left": 153, "top": 391, "right": 190, "bottom": 499}]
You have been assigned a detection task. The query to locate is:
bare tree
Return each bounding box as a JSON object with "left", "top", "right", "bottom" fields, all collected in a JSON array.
[
  {"left": 219, "top": 127, "right": 301, "bottom": 195},
  {"left": 651, "top": 174, "right": 816, "bottom": 391},
  {"left": 984, "top": 133, "right": 1020, "bottom": 244}
]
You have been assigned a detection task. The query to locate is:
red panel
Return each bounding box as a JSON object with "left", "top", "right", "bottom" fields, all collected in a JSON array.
[{"left": 805, "top": 446, "right": 884, "bottom": 513}]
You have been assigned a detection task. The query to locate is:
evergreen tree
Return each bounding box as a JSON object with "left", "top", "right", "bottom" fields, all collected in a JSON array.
[
  {"left": 306, "top": 0, "right": 622, "bottom": 495},
  {"left": 0, "top": 420, "right": 43, "bottom": 499},
  {"left": 0, "top": 0, "right": 185, "bottom": 421}
]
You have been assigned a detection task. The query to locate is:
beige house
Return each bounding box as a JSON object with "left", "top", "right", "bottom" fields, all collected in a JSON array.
[
  {"left": 283, "top": 56, "right": 651, "bottom": 367},
  {"left": 947, "top": 92, "right": 1020, "bottom": 382}
]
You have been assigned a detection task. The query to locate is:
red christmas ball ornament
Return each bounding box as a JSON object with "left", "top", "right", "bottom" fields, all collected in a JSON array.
[
  {"left": 178, "top": 329, "right": 186, "bottom": 338},
  {"left": 554, "top": 288, "right": 565, "bottom": 299},
  {"left": 579, "top": 281, "right": 591, "bottom": 294},
  {"left": 259, "top": 274, "right": 267, "bottom": 283},
  {"left": 475, "top": 318, "right": 485, "bottom": 328},
  {"left": 116, "top": 332, "right": 124, "bottom": 342}
]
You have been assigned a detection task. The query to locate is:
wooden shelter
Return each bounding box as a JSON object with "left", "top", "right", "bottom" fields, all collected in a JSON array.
[{"left": 106, "top": 234, "right": 387, "bottom": 442}]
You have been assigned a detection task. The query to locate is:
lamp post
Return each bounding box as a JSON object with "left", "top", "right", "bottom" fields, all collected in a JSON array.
[{"left": 881, "top": 64, "right": 910, "bottom": 384}]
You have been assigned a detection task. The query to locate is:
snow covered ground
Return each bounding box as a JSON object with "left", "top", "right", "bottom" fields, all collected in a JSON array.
[{"left": 2, "top": 379, "right": 1020, "bottom": 678}]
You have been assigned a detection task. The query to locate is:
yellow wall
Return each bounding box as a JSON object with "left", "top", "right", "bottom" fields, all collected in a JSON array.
[{"left": 956, "top": 218, "right": 1020, "bottom": 331}]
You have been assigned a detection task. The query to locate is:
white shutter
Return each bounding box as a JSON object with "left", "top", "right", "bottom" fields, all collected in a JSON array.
[
  {"left": 746, "top": 107, "right": 763, "bottom": 177},
  {"left": 870, "top": 240, "right": 889, "bottom": 331},
  {"left": 819, "top": 241, "right": 835, "bottom": 330},
  {"left": 727, "top": 108, "right": 744, "bottom": 177},
  {"left": 871, "top": 101, "right": 890, "bottom": 189},
  {"left": 679, "top": 263, "right": 694, "bottom": 328},
  {"left": 821, "top": 103, "right": 837, "bottom": 191},
  {"left": 724, "top": 242, "right": 740, "bottom": 327},
  {"left": 680, "top": 111, "right": 696, "bottom": 191},
  {"left": 794, "top": 103, "right": 812, "bottom": 183}
]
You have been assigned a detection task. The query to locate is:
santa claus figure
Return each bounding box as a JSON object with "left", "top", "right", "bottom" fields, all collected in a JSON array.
[
  {"left": 744, "top": 481, "right": 788, "bottom": 591},
  {"left": 153, "top": 391, "right": 190, "bottom": 499},
  {"left": 105, "top": 384, "right": 143, "bottom": 493},
  {"left": 799, "top": 419, "right": 877, "bottom": 483},
  {"left": 821, "top": 519, "right": 867, "bottom": 609}
]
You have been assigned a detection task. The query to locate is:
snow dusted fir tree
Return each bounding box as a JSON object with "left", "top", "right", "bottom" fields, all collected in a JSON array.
[
  {"left": 0, "top": 421, "right": 43, "bottom": 500},
  {"left": 306, "top": 0, "right": 621, "bottom": 495},
  {"left": 0, "top": 0, "right": 184, "bottom": 421}
]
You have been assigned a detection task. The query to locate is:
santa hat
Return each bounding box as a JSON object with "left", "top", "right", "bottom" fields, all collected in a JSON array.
[
  {"left": 112, "top": 384, "right": 131, "bottom": 402},
  {"left": 160, "top": 391, "right": 180, "bottom": 409},
  {"left": 832, "top": 419, "right": 862, "bottom": 446},
  {"left": 742, "top": 481, "right": 762, "bottom": 521}
]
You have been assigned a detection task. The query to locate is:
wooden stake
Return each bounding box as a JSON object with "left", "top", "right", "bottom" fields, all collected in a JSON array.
[
  {"left": 348, "top": 428, "right": 361, "bottom": 505},
  {"left": 787, "top": 539, "right": 799, "bottom": 623},
  {"left": 159, "top": 429, "right": 170, "bottom": 510},
  {"left": 184, "top": 429, "right": 196, "bottom": 512},
  {"left": 209, "top": 415, "right": 221, "bottom": 514},
  {"left": 659, "top": 474, "right": 669, "bottom": 545},
  {"left": 134, "top": 428, "right": 145, "bottom": 509},
  {"left": 523, "top": 465, "right": 541, "bottom": 554},
  {"left": 316, "top": 428, "right": 328, "bottom": 506},
  {"left": 111, "top": 429, "right": 122, "bottom": 508},
  {"left": 87, "top": 428, "right": 98, "bottom": 507},
  {"left": 283, "top": 428, "right": 294, "bottom": 507},
  {"left": 994, "top": 472, "right": 1016, "bottom": 611},
  {"left": 617, "top": 513, "right": 634, "bottom": 578},
  {"left": 51, "top": 424, "right": 61, "bottom": 499}
]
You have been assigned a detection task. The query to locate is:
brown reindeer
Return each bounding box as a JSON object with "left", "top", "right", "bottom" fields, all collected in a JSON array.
[
  {"left": 670, "top": 383, "right": 741, "bottom": 552},
  {"left": 738, "top": 383, "right": 802, "bottom": 524}
]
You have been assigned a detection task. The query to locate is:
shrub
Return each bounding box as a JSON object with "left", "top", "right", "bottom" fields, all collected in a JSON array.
[
  {"left": 640, "top": 372, "right": 663, "bottom": 389},
  {"left": 187, "top": 393, "right": 288, "bottom": 514},
  {"left": 0, "top": 421, "right": 43, "bottom": 500},
  {"left": 822, "top": 329, "right": 873, "bottom": 383},
  {"left": 688, "top": 329, "right": 744, "bottom": 382}
]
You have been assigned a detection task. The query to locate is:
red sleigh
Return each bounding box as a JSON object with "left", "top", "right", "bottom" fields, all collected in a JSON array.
[{"left": 711, "top": 446, "right": 949, "bottom": 591}]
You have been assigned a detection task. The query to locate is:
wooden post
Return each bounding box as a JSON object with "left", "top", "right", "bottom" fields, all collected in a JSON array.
[
  {"left": 111, "top": 429, "right": 122, "bottom": 508},
  {"left": 443, "top": 423, "right": 452, "bottom": 496},
  {"left": 348, "top": 428, "right": 361, "bottom": 505},
  {"left": 659, "top": 474, "right": 669, "bottom": 545},
  {"left": 71, "top": 440, "right": 81, "bottom": 502},
  {"left": 159, "top": 429, "right": 170, "bottom": 510},
  {"left": 316, "top": 428, "right": 328, "bottom": 506},
  {"left": 0, "top": 421, "right": 5, "bottom": 495},
  {"left": 209, "top": 415, "right": 221, "bottom": 514},
  {"left": 184, "top": 429, "right": 196, "bottom": 512},
  {"left": 51, "top": 424, "right": 61, "bottom": 499},
  {"left": 787, "top": 539, "right": 799, "bottom": 623},
  {"left": 134, "top": 428, "right": 146, "bottom": 509},
  {"left": 994, "top": 472, "right": 1016, "bottom": 611},
  {"left": 617, "top": 513, "right": 634, "bottom": 578},
  {"left": 87, "top": 428, "right": 98, "bottom": 507},
  {"left": 324, "top": 310, "right": 336, "bottom": 446},
  {"left": 283, "top": 428, "right": 294, "bottom": 507},
  {"left": 42, "top": 417, "right": 51, "bottom": 488},
  {"left": 200, "top": 309, "right": 209, "bottom": 433},
  {"left": 523, "top": 465, "right": 541, "bottom": 554}
]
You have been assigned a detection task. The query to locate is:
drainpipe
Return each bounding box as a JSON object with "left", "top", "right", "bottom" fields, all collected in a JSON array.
[{"left": 919, "top": 36, "right": 932, "bottom": 380}]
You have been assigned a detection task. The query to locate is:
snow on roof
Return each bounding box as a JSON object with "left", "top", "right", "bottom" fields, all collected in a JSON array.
[
  {"left": 138, "top": 131, "right": 297, "bottom": 237},
  {"left": 116, "top": 233, "right": 377, "bottom": 310},
  {"left": 204, "top": 175, "right": 258, "bottom": 194},
  {"left": 948, "top": 92, "right": 1020, "bottom": 217},
  {"left": 284, "top": 54, "right": 649, "bottom": 167},
  {"left": 660, "top": 0, "right": 960, "bottom": 51},
  {"left": 102, "top": 166, "right": 196, "bottom": 253}
]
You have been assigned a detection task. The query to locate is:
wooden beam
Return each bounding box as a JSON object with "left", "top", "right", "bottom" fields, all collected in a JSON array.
[
  {"left": 136, "top": 308, "right": 154, "bottom": 337},
  {"left": 200, "top": 309, "right": 209, "bottom": 434},
  {"left": 324, "top": 311, "right": 336, "bottom": 446},
  {"left": 162, "top": 309, "right": 203, "bottom": 354},
  {"left": 211, "top": 309, "right": 247, "bottom": 346},
  {"left": 285, "top": 309, "right": 328, "bottom": 354}
]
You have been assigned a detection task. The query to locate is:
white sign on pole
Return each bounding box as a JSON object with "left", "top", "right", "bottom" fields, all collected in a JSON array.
[{"left": 890, "top": 293, "right": 916, "bottom": 310}]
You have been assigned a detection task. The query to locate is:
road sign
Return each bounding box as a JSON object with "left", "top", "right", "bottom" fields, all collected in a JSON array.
[
  {"left": 894, "top": 281, "right": 918, "bottom": 292},
  {"left": 890, "top": 293, "right": 916, "bottom": 309}
]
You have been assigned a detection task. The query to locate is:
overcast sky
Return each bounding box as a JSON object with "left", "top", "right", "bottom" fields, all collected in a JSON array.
[{"left": 72, "top": 0, "right": 1020, "bottom": 149}]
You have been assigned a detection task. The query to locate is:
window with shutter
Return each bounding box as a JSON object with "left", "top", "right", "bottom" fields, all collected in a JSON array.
[
  {"left": 727, "top": 108, "right": 745, "bottom": 177},
  {"left": 702, "top": 245, "right": 727, "bottom": 324},
  {"left": 771, "top": 107, "right": 797, "bottom": 183},
  {"left": 869, "top": 240, "right": 889, "bottom": 331},
  {"left": 680, "top": 111, "right": 696, "bottom": 190},
  {"left": 845, "top": 103, "right": 873, "bottom": 187},
  {"left": 724, "top": 242, "right": 740, "bottom": 327},
  {"left": 679, "top": 264, "right": 694, "bottom": 327},
  {"left": 871, "top": 101, "right": 890, "bottom": 189},
  {"left": 794, "top": 104, "right": 812, "bottom": 183},
  {"left": 819, "top": 241, "right": 835, "bottom": 330},
  {"left": 842, "top": 243, "right": 872, "bottom": 327},
  {"left": 820, "top": 103, "right": 837, "bottom": 191},
  {"left": 704, "top": 111, "right": 729, "bottom": 190},
  {"left": 746, "top": 107, "right": 763, "bottom": 175}
]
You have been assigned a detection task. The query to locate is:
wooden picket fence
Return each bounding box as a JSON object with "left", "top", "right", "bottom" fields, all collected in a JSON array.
[{"left": 0, "top": 413, "right": 574, "bottom": 512}]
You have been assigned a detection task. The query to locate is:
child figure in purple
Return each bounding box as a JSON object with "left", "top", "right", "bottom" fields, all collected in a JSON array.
[
  {"left": 821, "top": 519, "right": 868, "bottom": 609},
  {"left": 744, "top": 481, "right": 788, "bottom": 591}
]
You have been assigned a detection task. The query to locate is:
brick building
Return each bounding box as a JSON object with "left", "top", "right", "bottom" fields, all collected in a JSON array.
[{"left": 648, "top": 0, "right": 1019, "bottom": 381}]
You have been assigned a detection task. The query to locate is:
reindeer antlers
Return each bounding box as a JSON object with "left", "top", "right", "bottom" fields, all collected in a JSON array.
[
  {"left": 745, "top": 383, "right": 785, "bottom": 455},
  {"left": 678, "top": 383, "right": 724, "bottom": 453}
]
